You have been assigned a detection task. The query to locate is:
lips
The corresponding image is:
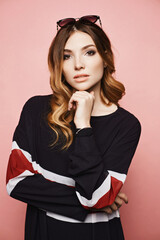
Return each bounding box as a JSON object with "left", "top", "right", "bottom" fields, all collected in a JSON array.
[
  {"left": 73, "top": 74, "right": 89, "bottom": 83},
  {"left": 74, "top": 74, "right": 89, "bottom": 79}
]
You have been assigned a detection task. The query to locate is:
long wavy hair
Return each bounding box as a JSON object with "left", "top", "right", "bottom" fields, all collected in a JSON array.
[{"left": 47, "top": 20, "right": 125, "bottom": 150}]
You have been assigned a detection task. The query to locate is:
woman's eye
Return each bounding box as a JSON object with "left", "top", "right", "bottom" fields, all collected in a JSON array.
[
  {"left": 86, "top": 50, "right": 96, "bottom": 56},
  {"left": 63, "top": 54, "right": 70, "bottom": 60}
]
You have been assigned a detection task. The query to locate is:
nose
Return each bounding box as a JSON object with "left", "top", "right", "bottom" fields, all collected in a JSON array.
[{"left": 74, "top": 56, "right": 85, "bottom": 70}]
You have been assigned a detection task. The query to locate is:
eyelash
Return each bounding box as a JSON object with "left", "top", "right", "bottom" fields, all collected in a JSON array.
[
  {"left": 63, "top": 54, "right": 70, "bottom": 60},
  {"left": 86, "top": 50, "right": 96, "bottom": 56},
  {"left": 63, "top": 50, "right": 96, "bottom": 60}
]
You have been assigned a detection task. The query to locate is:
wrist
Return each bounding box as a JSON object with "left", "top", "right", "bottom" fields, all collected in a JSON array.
[
  {"left": 75, "top": 123, "right": 91, "bottom": 129},
  {"left": 75, "top": 127, "right": 92, "bottom": 135}
]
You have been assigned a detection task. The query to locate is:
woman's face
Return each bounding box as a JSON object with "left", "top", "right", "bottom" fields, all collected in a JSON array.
[{"left": 62, "top": 31, "right": 105, "bottom": 92}]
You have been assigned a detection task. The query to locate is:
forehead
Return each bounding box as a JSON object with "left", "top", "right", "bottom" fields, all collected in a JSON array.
[{"left": 64, "top": 31, "right": 95, "bottom": 49}]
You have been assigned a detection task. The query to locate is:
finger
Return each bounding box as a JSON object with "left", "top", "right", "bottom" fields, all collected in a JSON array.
[
  {"left": 69, "top": 92, "right": 90, "bottom": 102},
  {"left": 68, "top": 92, "right": 93, "bottom": 110},
  {"left": 110, "top": 202, "right": 118, "bottom": 211},
  {"left": 68, "top": 95, "right": 81, "bottom": 110},
  {"left": 117, "top": 192, "right": 128, "bottom": 204},
  {"left": 90, "top": 91, "right": 95, "bottom": 96},
  {"left": 72, "top": 91, "right": 88, "bottom": 96},
  {"left": 76, "top": 93, "right": 94, "bottom": 101},
  {"left": 71, "top": 101, "right": 77, "bottom": 110},
  {"left": 72, "top": 91, "right": 95, "bottom": 100},
  {"left": 103, "top": 207, "right": 113, "bottom": 214},
  {"left": 114, "top": 196, "right": 123, "bottom": 207},
  {"left": 90, "top": 92, "right": 95, "bottom": 100},
  {"left": 68, "top": 101, "right": 76, "bottom": 111}
]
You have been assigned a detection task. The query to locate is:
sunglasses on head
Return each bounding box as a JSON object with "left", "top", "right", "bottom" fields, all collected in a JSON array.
[{"left": 56, "top": 15, "right": 102, "bottom": 31}]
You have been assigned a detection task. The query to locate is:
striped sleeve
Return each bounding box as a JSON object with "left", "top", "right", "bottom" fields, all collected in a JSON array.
[
  {"left": 68, "top": 121, "right": 141, "bottom": 210},
  {"left": 6, "top": 98, "right": 88, "bottom": 221}
]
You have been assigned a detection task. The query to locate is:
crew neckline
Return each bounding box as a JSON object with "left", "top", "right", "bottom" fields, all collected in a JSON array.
[{"left": 91, "top": 106, "right": 120, "bottom": 119}]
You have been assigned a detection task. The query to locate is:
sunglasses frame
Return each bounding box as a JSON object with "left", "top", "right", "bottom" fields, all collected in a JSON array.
[{"left": 56, "top": 15, "right": 102, "bottom": 31}]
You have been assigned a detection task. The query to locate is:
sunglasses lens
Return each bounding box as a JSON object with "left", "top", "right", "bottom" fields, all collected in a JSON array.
[
  {"left": 58, "top": 18, "right": 75, "bottom": 27},
  {"left": 81, "top": 15, "right": 98, "bottom": 23},
  {"left": 57, "top": 15, "right": 101, "bottom": 31}
]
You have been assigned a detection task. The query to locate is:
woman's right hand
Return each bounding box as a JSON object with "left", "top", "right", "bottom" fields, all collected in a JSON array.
[{"left": 68, "top": 90, "right": 95, "bottom": 129}]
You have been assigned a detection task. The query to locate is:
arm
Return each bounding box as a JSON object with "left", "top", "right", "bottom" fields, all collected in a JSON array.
[
  {"left": 6, "top": 97, "right": 88, "bottom": 221},
  {"left": 68, "top": 123, "right": 141, "bottom": 210},
  {"left": 68, "top": 91, "right": 141, "bottom": 210}
]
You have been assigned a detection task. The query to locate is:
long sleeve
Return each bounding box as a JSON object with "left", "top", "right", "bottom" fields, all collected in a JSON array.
[
  {"left": 68, "top": 117, "right": 141, "bottom": 210},
  {"left": 6, "top": 97, "right": 88, "bottom": 221},
  {"left": 6, "top": 96, "right": 141, "bottom": 220}
]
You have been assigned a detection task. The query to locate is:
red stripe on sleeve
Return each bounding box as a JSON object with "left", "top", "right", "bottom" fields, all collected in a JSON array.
[
  {"left": 82, "top": 177, "right": 123, "bottom": 210},
  {"left": 6, "top": 149, "right": 38, "bottom": 184}
]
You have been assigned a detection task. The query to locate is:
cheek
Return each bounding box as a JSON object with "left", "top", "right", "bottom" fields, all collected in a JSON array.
[
  {"left": 62, "top": 64, "right": 70, "bottom": 79},
  {"left": 93, "top": 61, "right": 104, "bottom": 77},
  {"left": 62, "top": 64, "right": 73, "bottom": 86}
]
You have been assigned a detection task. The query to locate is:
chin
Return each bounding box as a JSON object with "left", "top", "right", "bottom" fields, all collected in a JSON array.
[
  {"left": 74, "top": 88, "right": 91, "bottom": 92},
  {"left": 74, "top": 84, "right": 95, "bottom": 92}
]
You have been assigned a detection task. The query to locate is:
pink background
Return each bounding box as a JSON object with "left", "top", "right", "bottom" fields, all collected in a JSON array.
[{"left": 1, "top": 0, "right": 160, "bottom": 239}]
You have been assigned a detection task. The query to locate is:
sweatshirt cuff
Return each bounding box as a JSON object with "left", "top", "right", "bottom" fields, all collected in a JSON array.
[{"left": 75, "top": 127, "right": 93, "bottom": 136}]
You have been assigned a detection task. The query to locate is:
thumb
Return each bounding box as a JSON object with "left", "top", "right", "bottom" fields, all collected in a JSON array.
[
  {"left": 90, "top": 91, "right": 95, "bottom": 97},
  {"left": 118, "top": 192, "right": 128, "bottom": 204}
]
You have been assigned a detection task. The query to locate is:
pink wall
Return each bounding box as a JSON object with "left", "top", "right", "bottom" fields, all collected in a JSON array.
[{"left": 1, "top": 0, "right": 160, "bottom": 239}]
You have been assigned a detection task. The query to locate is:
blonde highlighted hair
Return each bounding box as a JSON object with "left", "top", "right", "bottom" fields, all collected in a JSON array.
[{"left": 47, "top": 21, "right": 125, "bottom": 150}]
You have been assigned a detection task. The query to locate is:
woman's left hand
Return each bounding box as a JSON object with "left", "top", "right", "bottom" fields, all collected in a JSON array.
[
  {"left": 102, "top": 192, "right": 128, "bottom": 214},
  {"left": 90, "top": 192, "right": 128, "bottom": 214},
  {"left": 68, "top": 90, "right": 95, "bottom": 128},
  {"left": 101, "top": 192, "right": 128, "bottom": 214}
]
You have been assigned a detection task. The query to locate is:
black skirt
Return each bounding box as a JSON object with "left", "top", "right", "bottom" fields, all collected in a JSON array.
[{"left": 25, "top": 205, "right": 124, "bottom": 240}]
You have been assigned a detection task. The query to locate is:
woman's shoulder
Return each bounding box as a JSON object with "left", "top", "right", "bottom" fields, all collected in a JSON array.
[
  {"left": 118, "top": 106, "right": 141, "bottom": 131},
  {"left": 25, "top": 94, "right": 52, "bottom": 105},
  {"left": 23, "top": 94, "right": 52, "bottom": 107},
  {"left": 21, "top": 94, "right": 52, "bottom": 115}
]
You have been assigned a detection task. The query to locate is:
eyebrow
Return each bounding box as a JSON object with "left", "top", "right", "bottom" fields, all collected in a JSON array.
[{"left": 64, "top": 44, "right": 96, "bottom": 52}]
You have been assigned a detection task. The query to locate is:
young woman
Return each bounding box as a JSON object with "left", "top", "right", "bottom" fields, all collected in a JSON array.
[{"left": 6, "top": 15, "right": 141, "bottom": 240}]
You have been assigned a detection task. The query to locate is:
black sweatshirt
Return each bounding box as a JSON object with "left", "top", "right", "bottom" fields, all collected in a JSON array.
[{"left": 6, "top": 95, "right": 141, "bottom": 240}]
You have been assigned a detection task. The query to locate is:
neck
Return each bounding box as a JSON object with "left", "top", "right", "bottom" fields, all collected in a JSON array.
[
  {"left": 88, "top": 81, "right": 109, "bottom": 108},
  {"left": 87, "top": 81, "right": 118, "bottom": 116}
]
